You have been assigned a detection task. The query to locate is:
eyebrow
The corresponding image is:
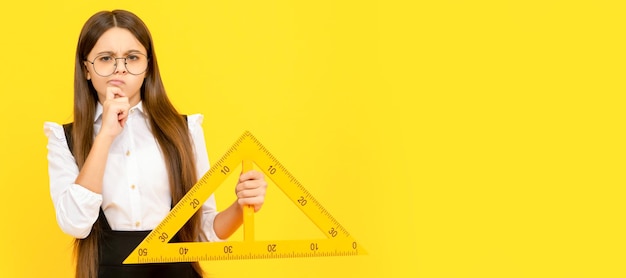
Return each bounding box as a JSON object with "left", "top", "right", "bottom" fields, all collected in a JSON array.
[{"left": 95, "top": 49, "right": 145, "bottom": 56}]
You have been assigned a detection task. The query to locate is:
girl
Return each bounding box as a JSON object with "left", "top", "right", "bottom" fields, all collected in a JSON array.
[{"left": 43, "top": 9, "right": 267, "bottom": 278}]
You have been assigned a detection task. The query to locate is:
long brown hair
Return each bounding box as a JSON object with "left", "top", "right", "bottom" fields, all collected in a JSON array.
[{"left": 72, "top": 10, "right": 202, "bottom": 277}]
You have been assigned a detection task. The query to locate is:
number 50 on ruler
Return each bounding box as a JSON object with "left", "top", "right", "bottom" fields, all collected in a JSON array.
[{"left": 124, "top": 131, "right": 366, "bottom": 263}]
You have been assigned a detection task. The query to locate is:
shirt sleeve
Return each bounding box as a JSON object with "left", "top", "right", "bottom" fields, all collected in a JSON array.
[
  {"left": 186, "top": 114, "right": 225, "bottom": 242},
  {"left": 44, "top": 122, "right": 103, "bottom": 239}
]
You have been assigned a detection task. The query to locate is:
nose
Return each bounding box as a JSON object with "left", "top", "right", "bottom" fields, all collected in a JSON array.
[{"left": 114, "top": 58, "right": 127, "bottom": 74}]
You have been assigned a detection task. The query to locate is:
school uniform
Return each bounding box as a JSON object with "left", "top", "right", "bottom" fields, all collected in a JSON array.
[
  {"left": 96, "top": 209, "right": 200, "bottom": 277},
  {"left": 44, "top": 102, "right": 222, "bottom": 277}
]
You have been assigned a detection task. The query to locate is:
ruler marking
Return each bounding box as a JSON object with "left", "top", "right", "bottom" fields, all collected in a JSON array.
[{"left": 123, "top": 131, "right": 365, "bottom": 264}]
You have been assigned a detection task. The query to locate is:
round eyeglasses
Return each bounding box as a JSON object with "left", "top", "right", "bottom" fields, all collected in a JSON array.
[{"left": 86, "top": 53, "right": 149, "bottom": 77}]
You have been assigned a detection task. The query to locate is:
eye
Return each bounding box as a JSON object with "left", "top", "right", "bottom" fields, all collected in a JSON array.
[
  {"left": 98, "top": 55, "right": 114, "bottom": 62},
  {"left": 127, "top": 54, "right": 140, "bottom": 61}
]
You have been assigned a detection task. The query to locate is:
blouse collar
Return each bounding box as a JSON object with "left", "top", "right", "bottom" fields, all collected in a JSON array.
[{"left": 94, "top": 101, "right": 145, "bottom": 123}]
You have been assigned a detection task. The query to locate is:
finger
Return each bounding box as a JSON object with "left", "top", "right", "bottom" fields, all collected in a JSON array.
[
  {"left": 237, "top": 195, "right": 265, "bottom": 210},
  {"left": 254, "top": 203, "right": 263, "bottom": 212},
  {"left": 238, "top": 199, "right": 265, "bottom": 212},
  {"left": 118, "top": 108, "right": 128, "bottom": 121},
  {"left": 110, "top": 99, "right": 130, "bottom": 115},
  {"left": 236, "top": 187, "right": 266, "bottom": 199},
  {"left": 239, "top": 170, "right": 264, "bottom": 182},
  {"left": 119, "top": 116, "right": 128, "bottom": 128},
  {"left": 105, "top": 87, "right": 119, "bottom": 100},
  {"left": 236, "top": 179, "right": 268, "bottom": 193},
  {"left": 106, "top": 87, "right": 125, "bottom": 100},
  {"left": 112, "top": 97, "right": 129, "bottom": 104},
  {"left": 112, "top": 100, "right": 130, "bottom": 127}
]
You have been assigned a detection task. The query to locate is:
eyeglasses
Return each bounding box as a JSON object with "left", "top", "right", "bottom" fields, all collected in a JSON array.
[{"left": 86, "top": 53, "right": 149, "bottom": 77}]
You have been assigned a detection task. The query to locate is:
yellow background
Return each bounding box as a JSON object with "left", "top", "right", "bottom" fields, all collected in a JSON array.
[{"left": 0, "top": 0, "right": 625, "bottom": 277}]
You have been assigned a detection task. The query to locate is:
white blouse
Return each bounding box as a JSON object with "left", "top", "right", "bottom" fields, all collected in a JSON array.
[{"left": 44, "top": 102, "right": 222, "bottom": 242}]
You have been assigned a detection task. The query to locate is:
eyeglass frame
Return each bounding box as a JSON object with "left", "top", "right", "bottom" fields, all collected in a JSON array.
[{"left": 84, "top": 52, "right": 150, "bottom": 77}]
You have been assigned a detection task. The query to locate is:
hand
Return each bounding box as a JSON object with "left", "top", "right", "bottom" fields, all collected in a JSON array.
[
  {"left": 235, "top": 170, "right": 267, "bottom": 212},
  {"left": 99, "top": 87, "right": 130, "bottom": 139}
]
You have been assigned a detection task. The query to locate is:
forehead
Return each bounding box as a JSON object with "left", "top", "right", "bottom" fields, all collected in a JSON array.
[{"left": 89, "top": 27, "right": 147, "bottom": 56}]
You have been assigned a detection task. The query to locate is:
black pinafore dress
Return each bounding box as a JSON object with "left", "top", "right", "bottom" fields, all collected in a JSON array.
[{"left": 96, "top": 210, "right": 201, "bottom": 278}]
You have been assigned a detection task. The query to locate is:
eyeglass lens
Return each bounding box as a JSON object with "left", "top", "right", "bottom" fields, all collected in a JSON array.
[{"left": 91, "top": 53, "right": 148, "bottom": 76}]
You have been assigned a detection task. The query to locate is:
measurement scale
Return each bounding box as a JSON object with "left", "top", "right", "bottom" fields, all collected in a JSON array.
[{"left": 123, "top": 131, "right": 366, "bottom": 264}]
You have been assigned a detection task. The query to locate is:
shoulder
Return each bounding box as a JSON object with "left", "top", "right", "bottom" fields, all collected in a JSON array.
[
  {"left": 185, "top": 113, "right": 204, "bottom": 132},
  {"left": 43, "top": 121, "right": 67, "bottom": 140}
]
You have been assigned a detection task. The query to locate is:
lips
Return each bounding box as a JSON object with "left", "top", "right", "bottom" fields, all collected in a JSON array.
[{"left": 108, "top": 79, "right": 125, "bottom": 86}]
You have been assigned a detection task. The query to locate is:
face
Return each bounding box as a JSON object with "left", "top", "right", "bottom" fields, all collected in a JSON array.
[{"left": 84, "top": 27, "right": 148, "bottom": 106}]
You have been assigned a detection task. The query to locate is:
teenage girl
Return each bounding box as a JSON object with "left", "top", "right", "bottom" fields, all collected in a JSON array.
[{"left": 44, "top": 9, "right": 267, "bottom": 278}]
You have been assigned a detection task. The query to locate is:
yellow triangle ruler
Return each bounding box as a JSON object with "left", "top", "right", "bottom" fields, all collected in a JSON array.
[{"left": 123, "top": 131, "right": 366, "bottom": 264}]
